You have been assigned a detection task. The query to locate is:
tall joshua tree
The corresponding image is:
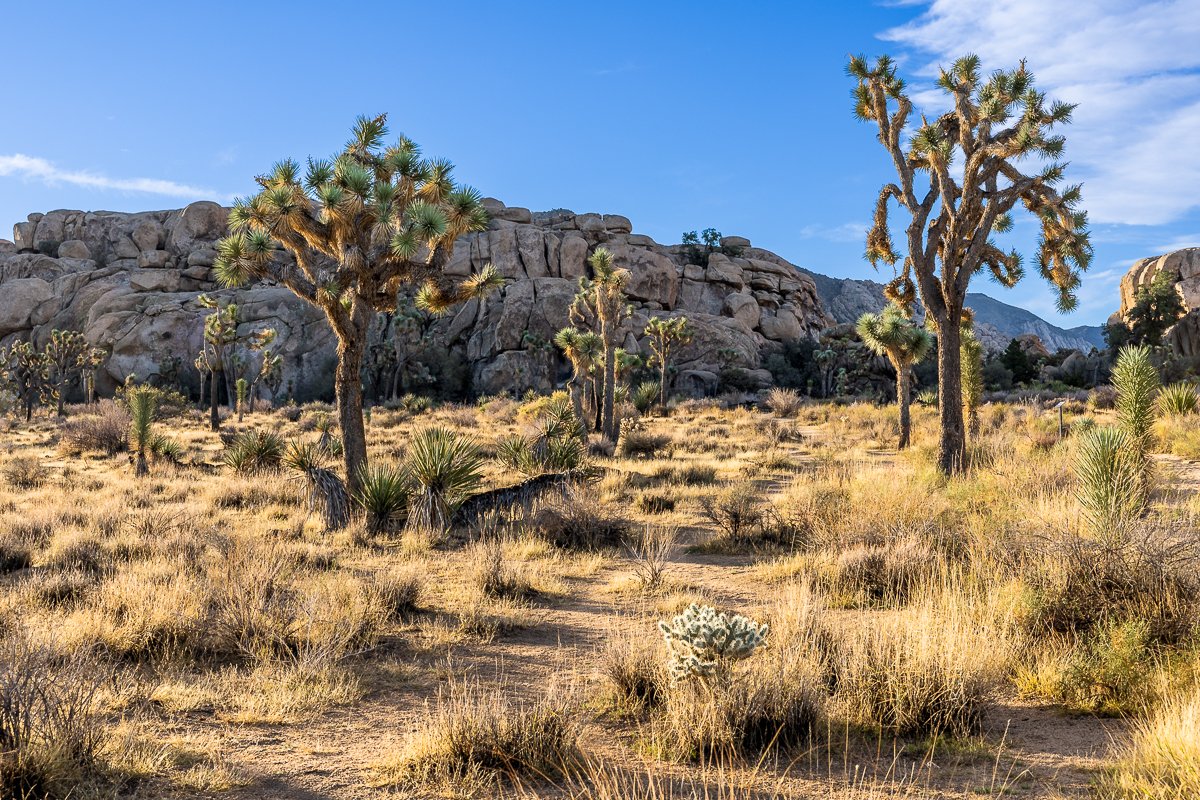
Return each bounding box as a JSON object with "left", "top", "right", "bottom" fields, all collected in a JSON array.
[
  {"left": 856, "top": 303, "right": 934, "bottom": 449},
  {"left": 850, "top": 54, "right": 1092, "bottom": 473},
  {"left": 570, "top": 247, "right": 631, "bottom": 441},
  {"left": 214, "top": 115, "right": 501, "bottom": 492},
  {"left": 554, "top": 327, "right": 602, "bottom": 439},
  {"left": 644, "top": 316, "right": 694, "bottom": 410},
  {"left": 44, "top": 330, "right": 91, "bottom": 416}
]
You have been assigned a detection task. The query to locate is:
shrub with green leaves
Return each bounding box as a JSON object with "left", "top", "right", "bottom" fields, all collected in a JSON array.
[
  {"left": 1113, "top": 344, "right": 1160, "bottom": 456},
  {"left": 1076, "top": 426, "right": 1145, "bottom": 535},
  {"left": 658, "top": 603, "right": 768, "bottom": 685},
  {"left": 631, "top": 381, "right": 660, "bottom": 414},
  {"left": 222, "top": 430, "right": 286, "bottom": 474},
  {"left": 406, "top": 427, "right": 483, "bottom": 532},
  {"left": 353, "top": 463, "right": 410, "bottom": 534},
  {"left": 495, "top": 394, "right": 585, "bottom": 477},
  {"left": 1156, "top": 381, "right": 1198, "bottom": 416}
]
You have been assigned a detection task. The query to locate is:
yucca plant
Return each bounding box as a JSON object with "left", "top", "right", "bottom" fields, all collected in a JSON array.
[
  {"left": 1156, "top": 381, "right": 1198, "bottom": 416},
  {"left": 148, "top": 433, "right": 184, "bottom": 464},
  {"left": 283, "top": 440, "right": 350, "bottom": 531},
  {"left": 1113, "top": 344, "right": 1160, "bottom": 456},
  {"left": 1077, "top": 426, "right": 1145, "bottom": 536},
  {"left": 222, "top": 430, "right": 285, "bottom": 474},
  {"left": 354, "top": 463, "right": 410, "bottom": 534},
  {"left": 631, "top": 381, "right": 660, "bottom": 415},
  {"left": 126, "top": 385, "right": 157, "bottom": 477},
  {"left": 405, "top": 427, "right": 484, "bottom": 532}
]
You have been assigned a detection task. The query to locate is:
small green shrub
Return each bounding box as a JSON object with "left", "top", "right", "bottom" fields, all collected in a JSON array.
[
  {"left": 1156, "top": 381, "right": 1198, "bottom": 416},
  {"left": 353, "top": 463, "right": 410, "bottom": 534},
  {"left": 222, "top": 430, "right": 285, "bottom": 474}
]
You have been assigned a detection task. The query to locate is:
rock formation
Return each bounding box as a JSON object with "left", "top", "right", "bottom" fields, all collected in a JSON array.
[
  {"left": 1116, "top": 248, "right": 1200, "bottom": 357},
  {"left": 0, "top": 200, "right": 831, "bottom": 400}
]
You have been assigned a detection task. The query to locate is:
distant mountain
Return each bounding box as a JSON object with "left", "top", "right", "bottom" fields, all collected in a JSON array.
[{"left": 798, "top": 268, "right": 1106, "bottom": 353}]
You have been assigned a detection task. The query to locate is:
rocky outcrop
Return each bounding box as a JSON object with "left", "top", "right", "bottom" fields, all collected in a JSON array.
[
  {"left": 1116, "top": 248, "right": 1200, "bottom": 357},
  {"left": 0, "top": 200, "right": 831, "bottom": 399}
]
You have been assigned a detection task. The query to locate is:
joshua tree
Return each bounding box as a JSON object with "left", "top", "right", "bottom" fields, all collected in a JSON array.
[
  {"left": 644, "top": 316, "right": 694, "bottom": 410},
  {"left": 81, "top": 347, "right": 106, "bottom": 405},
  {"left": 126, "top": 385, "right": 157, "bottom": 477},
  {"left": 570, "top": 247, "right": 631, "bottom": 441},
  {"left": 235, "top": 378, "right": 248, "bottom": 421},
  {"left": 197, "top": 295, "right": 238, "bottom": 431},
  {"left": 554, "top": 327, "right": 602, "bottom": 438},
  {"left": 214, "top": 114, "right": 502, "bottom": 494},
  {"left": 855, "top": 303, "right": 934, "bottom": 449},
  {"left": 43, "top": 330, "right": 92, "bottom": 416},
  {"left": 194, "top": 354, "right": 210, "bottom": 408},
  {"left": 850, "top": 54, "right": 1091, "bottom": 473},
  {"left": 1, "top": 342, "right": 51, "bottom": 422}
]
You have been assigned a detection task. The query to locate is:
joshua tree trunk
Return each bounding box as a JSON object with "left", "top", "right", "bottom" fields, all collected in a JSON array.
[
  {"left": 24, "top": 399, "right": 33, "bottom": 422},
  {"left": 567, "top": 380, "right": 587, "bottom": 439},
  {"left": 335, "top": 333, "right": 369, "bottom": 496},
  {"left": 896, "top": 364, "right": 912, "bottom": 450},
  {"left": 601, "top": 339, "right": 616, "bottom": 441},
  {"left": 935, "top": 316, "right": 966, "bottom": 473},
  {"left": 209, "top": 368, "right": 221, "bottom": 431},
  {"left": 199, "top": 372, "right": 207, "bottom": 408}
]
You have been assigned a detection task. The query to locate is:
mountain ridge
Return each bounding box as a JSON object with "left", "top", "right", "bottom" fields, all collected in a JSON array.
[{"left": 797, "top": 267, "right": 1106, "bottom": 353}]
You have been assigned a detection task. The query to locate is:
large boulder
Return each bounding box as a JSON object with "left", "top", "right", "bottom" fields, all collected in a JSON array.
[{"left": 1117, "top": 247, "right": 1200, "bottom": 357}]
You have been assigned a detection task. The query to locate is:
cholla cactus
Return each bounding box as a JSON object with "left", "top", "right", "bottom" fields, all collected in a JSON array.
[{"left": 658, "top": 603, "right": 768, "bottom": 685}]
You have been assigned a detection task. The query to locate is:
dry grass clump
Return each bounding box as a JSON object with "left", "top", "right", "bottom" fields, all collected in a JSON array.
[
  {"left": 371, "top": 564, "right": 424, "bottom": 621},
  {"left": 764, "top": 387, "right": 804, "bottom": 417},
  {"left": 0, "top": 638, "right": 110, "bottom": 800},
  {"left": 470, "top": 540, "right": 537, "bottom": 600},
  {"left": 58, "top": 401, "right": 129, "bottom": 455},
  {"left": 3, "top": 457, "right": 49, "bottom": 490},
  {"left": 597, "top": 622, "right": 669, "bottom": 711},
  {"left": 1101, "top": 684, "right": 1200, "bottom": 799},
  {"left": 830, "top": 587, "right": 1015, "bottom": 737},
  {"left": 377, "top": 680, "right": 581, "bottom": 792},
  {"left": 529, "top": 492, "right": 629, "bottom": 550},
  {"left": 696, "top": 485, "right": 770, "bottom": 551}
]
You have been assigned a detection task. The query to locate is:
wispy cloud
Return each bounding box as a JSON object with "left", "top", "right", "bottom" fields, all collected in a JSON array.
[
  {"left": 0, "top": 153, "right": 232, "bottom": 201},
  {"left": 798, "top": 221, "right": 869, "bottom": 243},
  {"left": 590, "top": 61, "right": 639, "bottom": 77},
  {"left": 880, "top": 0, "right": 1200, "bottom": 227}
]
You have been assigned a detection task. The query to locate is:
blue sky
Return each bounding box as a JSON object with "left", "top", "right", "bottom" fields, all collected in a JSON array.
[{"left": 2, "top": 1, "right": 1197, "bottom": 326}]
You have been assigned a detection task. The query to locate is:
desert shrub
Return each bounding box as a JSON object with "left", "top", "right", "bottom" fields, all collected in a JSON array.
[
  {"left": 530, "top": 494, "right": 628, "bottom": 550},
  {"left": 0, "top": 531, "right": 32, "bottom": 573},
  {"left": 698, "top": 485, "right": 769, "bottom": 549},
  {"left": 222, "top": 430, "right": 285, "bottom": 474},
  {"left": 651, "top": 464, "right": 717, "bottom": 486},
  {"left": 353, "top": 463, "right": 410, "bottom": 534},
  {"left": 1102, "top": 686, "right": 1200, "bottom": 799},
  {"left": 634, "top": 491, "right": 675, "bottom": 515},
  {"left": 278, "top": 404, "right": 302, "bottom": 422},
  {"left": 631, "top": 381, "right": 659, "bottom": 414},
  {"left": 59, "top": 401, "right": 129, "bottom": 455},
  {"left": 1021, "top": 524, "right": 1200, "bottom": 644},
  {"left": 1156, "top": 381, "right": 1198, "bottom": 416},
  {"left": 626, "top": 526, "right": 675, "bottom": 592},
  {"left": 406, "top": 427, "right": 483, "bottom": 533},
  {"left": 598, "top": 623, "right": 668, "bottom": 711},
  {"left": 1089, "top": 384, "right": 1118, "bottom": 411},
  {"left": 831, "top": 599, "right": 1011, "bottom": 737},
  {"left": 495, "top": 428, "right": 584, "bottom": 478},
  {"left": 1053, "top": 619, "right": 1158, "bottom": 715},
  {"left": 615, "top": 419, "right": 668, "bottom": 458},
  {"left": 0, "top": 639, "right": 108, "bottom": 799},
  {"left": 379, "top": 682, "right": 581, "bottom": 791},
  {"left": 765, "top": 387, "right": 803, "bottom": 417},
  {"left": 29, "top": 571, "right": 95, "bottom": 609},
  {"left": 470, "top": 540, "right": 535, "bottom": 600},
  {"left": 831, "top": 539, "right": 939, "bottom": 605},
  {"left": 3, "top": 457, "right": 48, "bottom": 490},
  {"left": 372, "top": 566, "right": 423, "bottom": 621}
]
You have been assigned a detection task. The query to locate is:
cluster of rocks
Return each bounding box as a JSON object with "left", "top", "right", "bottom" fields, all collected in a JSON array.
[
  {"left": 1116, "top": 247, "right": 1200, "bottom": 357},
  {"left": 0, "top": 199, "right": 831, "bottom": 400}
]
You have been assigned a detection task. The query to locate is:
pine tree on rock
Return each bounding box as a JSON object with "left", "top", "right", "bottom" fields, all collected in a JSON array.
[
  {"left": 856, "top": 303, "right": 934, "bottom": 449},
  {"left": 849, "top": 54, "right": 1091, "bottom": 473},
  {"left": 214, "top": 115, "right": 502, "bottom": 492}
]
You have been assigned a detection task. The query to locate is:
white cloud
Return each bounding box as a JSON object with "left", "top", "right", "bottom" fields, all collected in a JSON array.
[
  {"left": 880, "top": 0, "right": 1200, "bottom": 226},
  {"left": 0, "top": 153, "right": 232, "bottom": 201},
  {"left": 798, "top": 221, "right": 869, "bottom": 242}
]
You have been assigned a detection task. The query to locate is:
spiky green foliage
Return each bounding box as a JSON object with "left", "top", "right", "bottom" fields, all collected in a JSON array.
[
  {"left": 1113, "top": 345, "right": 1160, "bottom": 457},
  {"left": 554, "top": 327, "right": 602, "bottom": 438},
  {"left": 856, "top": 303, "right": 934, "bottom": 448},
  {"left": 222, "top": 430, "right": 285, "bottom": 475},
  {"left": 849, "top": 54, "right": 1091, "bottom": 473},
  {"left": 43, "top": 330, "right": 92, "bottom": 416},
  {"left": 1156, "top": 381, "right": 1198, "bottom": 417},
  {"left": 644, "top": 316, "right": 694, "bottom": 409},
  {"left": 570, "top": 248, "right": 632, "bottom": 441},
  {"left": 353, "top": 463, "right": 410, "bottom": 534},
  {"left": 961, "top": 327, "right": 985, "bottom": 439},
  {"left": 405, "top": 427, "right": 484, "bottom": 532},
  {"left": 147, "top": 433, "right": 184, "bottom": 464},
  {"left": 125, "top": 385, "right": 157, "bottom": 477},
  {"left": 1076, "top": 426, "right": 1145, "bottom": 536},
  {"left": 658, "top": 604, "right": 769, "bottom": 686},
  {"left": 213, "top": 115, "right": 503, "bottom": 493},
  {"left": 282, "top": 440, "right": 350, "bottom": 531},
  {"left": 631, "top": 381, "right": 660, "bottom": 414}
]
